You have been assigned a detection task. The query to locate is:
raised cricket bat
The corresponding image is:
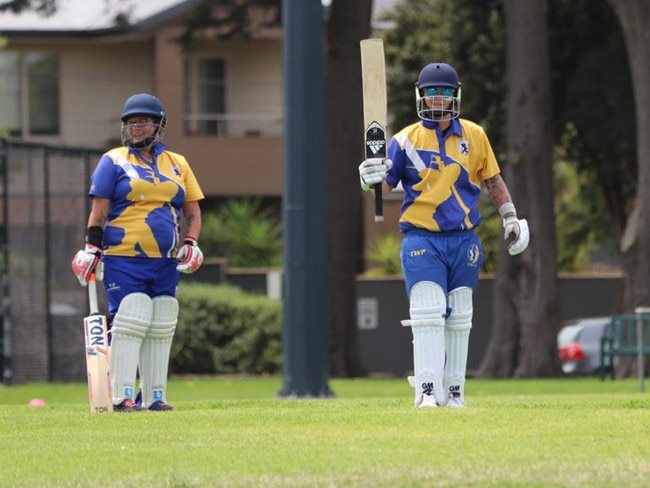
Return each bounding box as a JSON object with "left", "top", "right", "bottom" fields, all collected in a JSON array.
[
  {"left": 83, "top": 273, "right": 112, "bottom": 413},
  {"left": 360, "top": 38, "right": 388, "bottom": 223}
]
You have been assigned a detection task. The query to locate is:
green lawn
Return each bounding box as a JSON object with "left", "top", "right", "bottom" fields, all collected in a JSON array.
[{"left": 1, "top": 377, "right": 648, "bottom": 487}]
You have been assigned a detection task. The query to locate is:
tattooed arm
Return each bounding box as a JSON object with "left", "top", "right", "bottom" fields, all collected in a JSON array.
[
  {"left": 484, "top": 174, "right": 530, "bottom": 255},
  {"left": 484, "top": 174, "right": 512, "bottom": 209}
]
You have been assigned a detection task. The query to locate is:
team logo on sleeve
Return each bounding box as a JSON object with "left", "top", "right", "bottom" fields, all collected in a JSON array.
[
  {"left": 172, "top": 165, "right": 182, "bottom": 177},
  {"left": 459, "top": 140, "right": 470, "bottom": 155}
]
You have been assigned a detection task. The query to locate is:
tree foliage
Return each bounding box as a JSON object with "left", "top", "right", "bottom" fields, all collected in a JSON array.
[
  {"left": 0, "top": 0, "right": 56, "bottom": 15},
  {"left": 550, "top": 0, "right": 635, "bottom": 243},
  {"left": 175, "top": 0, "right": 282, "bottom": 45}
]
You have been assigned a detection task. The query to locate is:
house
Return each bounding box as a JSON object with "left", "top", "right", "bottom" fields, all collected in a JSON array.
[
  {"left": 0, "top": 0, "right": 402, "bottom": 205},
  {"left": 0, "top": 0, "right": 284, "bottom": 200}
]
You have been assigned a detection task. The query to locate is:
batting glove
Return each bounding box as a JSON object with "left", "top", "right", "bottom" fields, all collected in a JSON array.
[
  {"left": 71, "top": 244, "right": 103, "bottom": 286},
  {"left": 359, "top": 158, "right": 392, "bottom": 191},
  {"left": 499, "top": 203, "right": 530, "bottom": 256},
  {"left": 176, "top": 237, "right": 204, "bottom": 274}
]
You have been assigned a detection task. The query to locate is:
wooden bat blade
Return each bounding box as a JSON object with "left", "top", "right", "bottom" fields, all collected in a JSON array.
[
  {"left": 360, "top": 38, "right": 387, "bottom": 222},
  {"left": 360, "top": 39, "right": 387, "bottom": 136},
  {"left": 84, "top": 314, "right": 113, "bottom": 413}
]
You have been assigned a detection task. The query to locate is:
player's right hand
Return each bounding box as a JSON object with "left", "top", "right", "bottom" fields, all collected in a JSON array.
[
  {"left": 359, "top": 158, "right": 392, "bottom": 191},
  {"left": 71, "top": 244, "right": 103, "bottom": 286}
]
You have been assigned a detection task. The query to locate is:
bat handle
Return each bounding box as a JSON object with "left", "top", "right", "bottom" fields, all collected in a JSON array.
[
  {"left": 373, "top": 182, "right": 383, "bottom": 222},
  {"left": 88, "top": 273, "right": 99, "bottom": 315}
]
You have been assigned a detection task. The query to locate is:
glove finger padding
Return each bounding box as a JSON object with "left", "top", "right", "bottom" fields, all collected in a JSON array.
[
  {"left": 359, "top": 158, "right": 392, "bottom": 191},
  {"left": 176, "top": 240, "right": 204, "bottom": 274},
  {"left": 507, "top": 218, "right": 529, "bottom": 256},
  {"left": 71, "top": 245, "right": 102, "bottom": 286}
]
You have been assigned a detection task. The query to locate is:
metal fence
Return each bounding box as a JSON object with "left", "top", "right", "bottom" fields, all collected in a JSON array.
[{"left": 0, "top": 139, "right": 105, "bottom": 384}]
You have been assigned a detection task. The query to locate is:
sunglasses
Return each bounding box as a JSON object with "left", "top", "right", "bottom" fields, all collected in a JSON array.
[
  {"left": 125, "top": 118, "right": 154, "bottom": 128},
  {"left": 424, "top": 87, "right": 455, "bottom": 97}
]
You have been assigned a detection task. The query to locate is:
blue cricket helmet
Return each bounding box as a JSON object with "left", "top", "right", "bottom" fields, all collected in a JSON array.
[
  {"left": 416, "top": 63, "right": 461, "bottom": 90},
  {"left": 415, "top": 63, "right": 462, "bottom": 122},
  {"left": 120, "top": 93, "right": 167, "bottom": 149}
]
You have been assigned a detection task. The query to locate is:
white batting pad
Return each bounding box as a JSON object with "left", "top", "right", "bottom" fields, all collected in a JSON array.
[
  {"left": 110, "top": 293, "right": 153, "bottom": 404},
  {"left": 444, "top": 287, "right": 473, "bottom": 404},
  {"left": 139, "top": 296, "right": 178, "bottom": 408},
  {"left": 407, "top": 281, "right": 446, "bottom": 407}
]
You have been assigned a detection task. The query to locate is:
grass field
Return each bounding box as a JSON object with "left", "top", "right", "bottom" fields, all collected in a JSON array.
[{"left": 1, "top": 376, "right": 649, "bottom": 487}]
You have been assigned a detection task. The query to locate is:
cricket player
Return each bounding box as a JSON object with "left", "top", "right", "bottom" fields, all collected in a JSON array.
[
  {"left": 72, "top": 93, "right": 205, "bottom": 412},
  {"left": 358, "top": 63, "right": 529, "bottom": 408}
]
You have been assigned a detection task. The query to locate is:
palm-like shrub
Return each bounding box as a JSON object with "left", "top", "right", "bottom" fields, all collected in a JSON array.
[{"left": 200, "top": 198, "right": 282, "bottom": 267}]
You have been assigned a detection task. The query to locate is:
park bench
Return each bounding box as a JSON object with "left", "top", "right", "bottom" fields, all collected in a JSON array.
[{"left": 599, "top": 314, "right": 650, "bottom": 380}]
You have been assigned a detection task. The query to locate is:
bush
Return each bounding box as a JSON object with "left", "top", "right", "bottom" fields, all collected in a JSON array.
[
  {"left": 171, "top": 282, "right": 282, "bottom": 374},
  {"left": 200, "top": 198, "right": 283, "bottom": 267},
  {"left": 364, "top": 234, "right": 403, "bottom": 276}
]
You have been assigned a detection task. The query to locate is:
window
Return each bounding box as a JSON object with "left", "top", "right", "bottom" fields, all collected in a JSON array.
[
  {"left": 184, "top": 57, "right": 226, "bottom": 136},
  {"left": 0, "top": 51, "right": 59, "bottom": 137}
]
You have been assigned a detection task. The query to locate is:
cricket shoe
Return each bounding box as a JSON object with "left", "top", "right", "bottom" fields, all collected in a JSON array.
[
  {"left": 446, "top": 395, "right": 466, "bottom": 408},
  {"left": 148, "top": 400, "right": 177, "bottom": 411},
  {"left": 415, "top": 393, "right": 439, "bottom": 409},
  {"left": 113, "top": 399, "right": 141, "bottom": 412}
]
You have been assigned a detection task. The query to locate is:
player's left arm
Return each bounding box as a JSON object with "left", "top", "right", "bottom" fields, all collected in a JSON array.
[
  {"left": 181, "top": 200, "right": 202, "bottom": 242},
  {"left": 484, "top": 174, "right": 529, "bottom": 256}
]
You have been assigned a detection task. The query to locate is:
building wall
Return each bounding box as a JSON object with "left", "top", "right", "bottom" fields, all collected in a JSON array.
[{"left": 7, "top": 26, "right": 285, "bottom": 199}]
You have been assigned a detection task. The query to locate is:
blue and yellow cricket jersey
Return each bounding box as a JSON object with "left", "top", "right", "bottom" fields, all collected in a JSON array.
[
  {"left": 386, "top": 118, "right": 501, "bottom": 233},
  {"left": 89, "top": 144, "right": 204, "bottom": 258}
]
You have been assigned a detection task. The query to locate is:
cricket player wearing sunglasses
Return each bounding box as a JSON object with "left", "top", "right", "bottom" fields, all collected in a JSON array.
[{"left": 358, "top": 63, "right": 529, "bottom": 409}]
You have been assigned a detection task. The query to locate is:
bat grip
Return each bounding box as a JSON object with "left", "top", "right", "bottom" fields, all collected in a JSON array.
[
  {"left": 88, "top": 273, "right": 99, "bottom": 315},
  {"left": 373, "top": 182, "right": 383, "bottom": 222}
]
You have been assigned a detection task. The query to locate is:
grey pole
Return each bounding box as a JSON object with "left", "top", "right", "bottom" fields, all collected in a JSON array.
[
  {"left": 278, "top": 0, "right": 332, "bottom": 397},
  {"left": 634, "top": 307, "right": 648, "bottom": 393}
]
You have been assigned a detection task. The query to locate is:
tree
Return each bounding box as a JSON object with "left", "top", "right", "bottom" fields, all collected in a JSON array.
[
  {"left": 549, "top": 0, "right": 634, "bottom": 272},
  {"left": 606, "top": 1, "right": 650, "bottom": 311},
  {"left": 324, "top": 0, "right": 372, "bottom": 376},
  {"left": 479, "top": 0, "right": 561, "bottom": 377}
]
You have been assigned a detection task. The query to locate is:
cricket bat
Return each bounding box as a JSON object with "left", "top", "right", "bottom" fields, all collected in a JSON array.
[
  {"left": 360, "top": 38, "right": 388, "bottom": 223},
  {"left": 83, "top": 273, "right": 113, "bottom": 413}
]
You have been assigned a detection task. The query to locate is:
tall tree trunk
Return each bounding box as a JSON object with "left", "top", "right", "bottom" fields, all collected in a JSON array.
[
  {"left": 480, "top": 0, "right": 561, "bottom": 377},
  {"left": 608, "top": 1, "right": 650, "bottom": 311},
  {"left": 324, "top": 0, "right": 372, "bottom": 376}
]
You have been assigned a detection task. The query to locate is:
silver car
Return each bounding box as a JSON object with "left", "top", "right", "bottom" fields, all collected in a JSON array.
[{"left": 557, "top": 317, "right": 611, "bottom": 375}]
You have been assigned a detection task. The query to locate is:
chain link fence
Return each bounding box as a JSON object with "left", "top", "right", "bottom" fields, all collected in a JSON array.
[{"left": 1, "top": 139, "right": 105, "bottom": 384}]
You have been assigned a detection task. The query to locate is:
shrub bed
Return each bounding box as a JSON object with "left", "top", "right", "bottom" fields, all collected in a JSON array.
[{"left": 172, "top": 282, "right": 282, "bottom": 374}]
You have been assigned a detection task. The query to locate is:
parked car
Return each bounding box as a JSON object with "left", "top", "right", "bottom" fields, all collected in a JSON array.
[{"left": 557, "top": 317, "right": 612, "bottom": 375}]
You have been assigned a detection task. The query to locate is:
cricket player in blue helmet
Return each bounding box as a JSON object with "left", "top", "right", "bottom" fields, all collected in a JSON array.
[
  {"left": 72, "top": 93, "right": 205, "bottom": 411},
  {"left": 359, "top": 63, "right": 529, "bottom": 408}
]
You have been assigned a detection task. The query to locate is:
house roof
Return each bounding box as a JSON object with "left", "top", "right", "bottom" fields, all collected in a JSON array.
[
  {"left": 0, "top": 0, "right": 203, "bottom": 36},
  {"left": 0, "top": 0, "right": 403, "bottom": 36}
]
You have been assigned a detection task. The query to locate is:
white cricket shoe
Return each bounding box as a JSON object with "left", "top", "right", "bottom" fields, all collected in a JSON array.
[
  {"left": 415, "top": 394, "right": 439, "bottom": 409},
  {"left": 446, "top": 395, "right": 466, "bottom": 408}
]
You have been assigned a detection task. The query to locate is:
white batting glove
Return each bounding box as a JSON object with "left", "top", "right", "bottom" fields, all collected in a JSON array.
[
  {"left": 499, "top": 203, "right": 530, "bottom": 256},
  {"left": 359, "top": 158, "right": 392, "bottom": 191},
  {"left": 176, "top": 237, "right": 204, "bottom": 273},
  {"left": 71, "top": 244, "right": 103, "bottom": 286}
]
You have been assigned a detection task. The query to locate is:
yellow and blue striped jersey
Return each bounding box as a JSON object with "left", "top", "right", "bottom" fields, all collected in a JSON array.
[
  {"left": 89, "top": 144, "right": 204, "bottom": 258},
  {"left": 386, "top": 118, "right": 500, "bottom": 233}
]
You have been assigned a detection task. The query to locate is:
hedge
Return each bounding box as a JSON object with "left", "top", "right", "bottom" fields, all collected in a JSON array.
[{"left": 171, "top": 282, "right": 282, "bottom": 374}]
